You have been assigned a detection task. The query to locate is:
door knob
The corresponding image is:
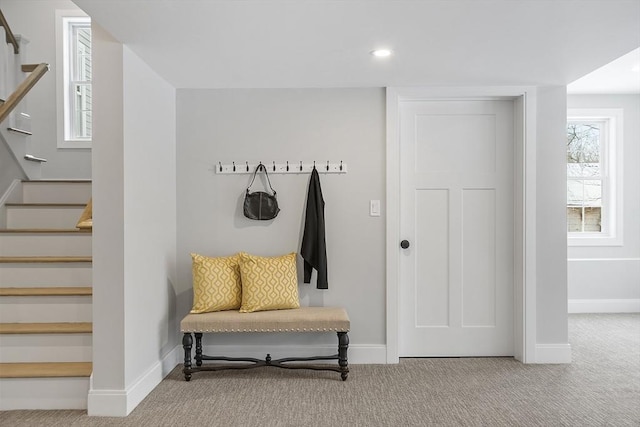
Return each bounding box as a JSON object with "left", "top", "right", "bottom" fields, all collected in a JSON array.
[{"left": 400, "top": 240, "right": 410, "bottom": 249}]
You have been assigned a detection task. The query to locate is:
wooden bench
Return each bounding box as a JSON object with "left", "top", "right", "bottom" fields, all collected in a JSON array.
[{"left": 180, "top": 307, "right": 350, "bottom": 381}]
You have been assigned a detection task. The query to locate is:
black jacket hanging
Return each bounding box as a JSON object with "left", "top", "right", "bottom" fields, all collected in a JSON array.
[{"left": 301, "top": 167, "right": 328, "bottom": 289}]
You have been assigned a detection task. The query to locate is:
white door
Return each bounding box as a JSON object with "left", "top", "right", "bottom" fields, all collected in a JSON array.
[{"left": 399, "top": 99, "right": 514, "bottom": 357}]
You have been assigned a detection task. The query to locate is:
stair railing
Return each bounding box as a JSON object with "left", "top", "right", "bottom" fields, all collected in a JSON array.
[
  {"left": 0, "top": 9, "right": 19, "bottom": 54},
  {"left": 0, "top": 9, "right": 50, "bottom": 124},
  {"left": 0, "top": 62, "right": 49, "bottom": 123}
]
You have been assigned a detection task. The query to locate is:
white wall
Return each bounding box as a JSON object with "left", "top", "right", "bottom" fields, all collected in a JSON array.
[
  {"left": 1, "top": 0, "right": 92, "bottom": 179},
  {"left": 567, "top": 94, "right": 640, "bottom": 312},
  {"left": 176, "top": 89, "right": 386, "bottom": 350},
  {"left": 122, "top": 46, "right": 176, "bottom": 391},
  {"left": 89, "top": 24, "right": 177, "bottom": 416},
  {"left": 89, "top": 22, "right": 125, "bottom": 410}
]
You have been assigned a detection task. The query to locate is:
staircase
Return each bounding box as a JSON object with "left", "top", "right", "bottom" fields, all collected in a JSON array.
[
  {"left": 1, "top": 8, "right": 49, "bottom": 180},
  {"left": 0, "top": 179, "right": 92, "bottom": 410}
]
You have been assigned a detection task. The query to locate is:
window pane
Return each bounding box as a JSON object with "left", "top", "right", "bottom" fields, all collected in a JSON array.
[
  {"left": 584, "top": 207, "right": 601, "bottom": 232},
  {"left": 583, "top": 180, "right": 602, "bottom": 207},
  {"left": 74, "top": 84, "right": 92, "bottom": 139},
  {"left": 73, "top": 26, "right": 91, "bottom": 82},
  {"left": 567, "top": 207, "right": 583, "bottom": 232},
  {"left": 567, "top": 180, "right": 584, "bottom": 206},
  {"left": 567, "top": 123, "right": 601, "bottom": 177}
]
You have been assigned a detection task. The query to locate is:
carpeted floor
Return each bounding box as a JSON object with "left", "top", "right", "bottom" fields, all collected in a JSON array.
[{"left": 1, "top": 314, "right": 639, "bottom": 426}]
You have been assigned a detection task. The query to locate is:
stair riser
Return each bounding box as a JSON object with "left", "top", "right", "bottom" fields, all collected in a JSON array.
[
  {"left": 6, "top": 206, "right": 85, "bottom": 229},
  {"left": 0, "top": 377, "right": 90, "bottom": 410},
  {"left": 0, "top": 296, "right": 92, "bottom": 322},
  {"left": 22, "top": 182, "right": 91, "bottom": 204},
  {"left": 0, "top": 234, "right": 92, "bottom": 256},
  {"left": 0, "top": 334, "right": 92, "bottom": 363},
  {"left": 0, "top": 265, "right": 91, "bottom": 286}
]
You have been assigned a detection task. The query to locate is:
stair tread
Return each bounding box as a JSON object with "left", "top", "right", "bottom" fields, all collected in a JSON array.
[
  {"left": 0, "top": 229, "right": 91, "bottom": 233},
  {"left": 0, "top": 362, "right": 92, "bottom": 378},
  {"left": 0, "top": 287, "right": 92, "bottom": 296},
  {"left": 5, "top": 203, "right": 86, "bottom": 207},
  {"left": 0, "top": 322, "right": 92, "bottom": 334},
  {"left": 22, "top": 180, "right": 91, "bottom": 183},
  {"left": 0, "top": 256, "right": 92, "bottom": 263}
]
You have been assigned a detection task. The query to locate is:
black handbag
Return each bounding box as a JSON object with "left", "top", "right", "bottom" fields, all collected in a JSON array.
[{"left": 243, "top": 164, "right": 280, "bottom": 220}]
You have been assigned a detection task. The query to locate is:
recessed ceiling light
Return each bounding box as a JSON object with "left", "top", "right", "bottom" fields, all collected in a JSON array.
[{"left": 371, "top": 49, "right": 392, "bottom": 58}]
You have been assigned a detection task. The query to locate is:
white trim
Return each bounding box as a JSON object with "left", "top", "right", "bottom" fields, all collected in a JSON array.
[
  {"left": 385, "top": 87, "right": 401, "bottom": 363},
  {"left": 199, "top": 344, "right": 387, "bottom": 365},
  {"left": 568, "top": 299, "right": 640, "bottom": 313},
  {"left": 567, "top": 108, "right": 623, "bottom": 246},
  {"left": 88, "top": 346, "right": 180, "bottom": 417},
  {"left": 535, "top": 344, "right": 572, "bottom": 364},
  {"left": 569, "top": 257, "right": 640, "bottom": 262},
  {"left": 386, "top": 86, "right": 537, "bottom": 364},
  {"left": 55, "top": 9, "right": 91, "bottom": 149}
]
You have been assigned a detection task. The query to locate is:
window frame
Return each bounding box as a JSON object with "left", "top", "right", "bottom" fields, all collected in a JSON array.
[
  {"left": 56, "top": 10, "right": 91, "bottom": 149},
  {"left": 567, "top": 108, "right": 624, "bottom": 247}
]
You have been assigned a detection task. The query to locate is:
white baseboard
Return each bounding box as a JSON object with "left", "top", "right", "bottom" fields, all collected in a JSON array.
[
  {"left": 535, "top": 343, "right": 572, "bottom": 364},
  {"left": 568, "top": 299, "right": 640, "bottom": 313},
  {"left": 88, "top": 346, "right": 180, "bottom": 417}
]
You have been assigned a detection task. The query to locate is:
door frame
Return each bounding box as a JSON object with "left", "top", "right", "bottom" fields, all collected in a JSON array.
[{"left": 386, "top": 86, "right": 537, "bottom": 364}]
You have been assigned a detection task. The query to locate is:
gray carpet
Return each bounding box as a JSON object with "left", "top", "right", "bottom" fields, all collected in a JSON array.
[{"left": 2, "top": 314, "right": 639, "bottom": 426}]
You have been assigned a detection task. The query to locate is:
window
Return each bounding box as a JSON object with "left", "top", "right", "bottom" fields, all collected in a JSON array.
[
  {"left": 567, "top": 109, "right": 623, "bottom": 246},
  {"left": 56, "top": 12, "right": 91, "bottom": 148}
]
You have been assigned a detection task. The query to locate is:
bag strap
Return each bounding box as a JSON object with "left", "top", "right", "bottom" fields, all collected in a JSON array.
[{"left": 246, "top": 164, "right": 277, "bottom": 195}]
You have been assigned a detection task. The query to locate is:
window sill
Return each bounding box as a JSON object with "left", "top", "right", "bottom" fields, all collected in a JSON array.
[{"left": 568, "top": 234, "right": 623, "bottom": 247}]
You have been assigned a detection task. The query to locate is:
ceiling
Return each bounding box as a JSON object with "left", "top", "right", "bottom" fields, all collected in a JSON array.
[
  {"left": 568, "top": 48, "right": 640, "bottom": 94},
  {"left": 72, "top": 0, "right": 640, "bottom": 90}
]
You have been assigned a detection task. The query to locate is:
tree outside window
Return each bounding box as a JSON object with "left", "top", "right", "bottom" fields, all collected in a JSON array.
[{"left": 567, "top": 121, "right": 603, "bottom": 233}]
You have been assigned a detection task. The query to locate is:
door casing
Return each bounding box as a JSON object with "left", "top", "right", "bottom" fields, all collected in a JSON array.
[{"left": 386, "top": 86, "right": 537, "bottom": 364}]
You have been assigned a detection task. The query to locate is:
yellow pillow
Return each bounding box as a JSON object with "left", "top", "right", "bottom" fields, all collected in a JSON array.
[
  {"left": 238, "top": 252, "right": 300, "bottom": 313},
  {"left": 190, "top": 253, "right": 242, "bottom": 313}
]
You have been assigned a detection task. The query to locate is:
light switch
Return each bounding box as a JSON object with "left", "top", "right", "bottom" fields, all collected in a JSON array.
[{"left": 370, "top": 200, "right": 381, "bottom": 216}]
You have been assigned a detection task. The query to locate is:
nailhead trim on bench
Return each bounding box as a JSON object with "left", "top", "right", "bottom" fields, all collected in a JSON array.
[{"left": 182, "top": 327, "right": 348, "bottom": 333}]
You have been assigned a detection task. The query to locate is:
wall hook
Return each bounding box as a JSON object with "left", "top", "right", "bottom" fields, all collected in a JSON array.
[
  {"left": 326, "top": 160, "right": 330, "bottom": 171},
  {"left": 286, "top": 161, "right": 289, "bottom": 171},
  {"left": 340, "top": 160, "right": 343, "bottom": 171},
  {"left": 313, "top": 160, "right": 316, "bottom": 169},
  {"left": 300, "top": 161, "right": 303, "bottom": 171},
  {"left": 219, "top": 162, "right": 222, "bottom": 172},
  {"left": 232, "top": 161, "right": 236, "bottom": 172},
  {"left": 273, "top": 161, "right": 276, "bottom": 171},
  {"left": 246, "top": 161, "right": 250, "bottom": 172}
]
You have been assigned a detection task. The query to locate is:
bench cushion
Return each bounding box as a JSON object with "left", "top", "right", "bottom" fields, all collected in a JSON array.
[{"left": 181, "top": 307, "right": 350, "bottom": 333}]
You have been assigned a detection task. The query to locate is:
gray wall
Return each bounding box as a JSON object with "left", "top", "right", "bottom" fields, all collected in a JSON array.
[
  {"left": 176, "top": 88, "right": 386, "bottom": 347},
  {"left": 567, "top": 94, "right": 640, "bottom": 304},
  {"left": 1, "top": 0, "right": 92, "bottom": 179},
  {"left": 536, "top": 86, "right": 570, "bottom": 345}
]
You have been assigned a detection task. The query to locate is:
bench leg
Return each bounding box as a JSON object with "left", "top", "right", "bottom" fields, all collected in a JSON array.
[
  {"left": 338, "top": 332, "right": 349, "bottom": 381},
  {"left": 195, "top": 333, "right": 203, "bottom": 367},
  {"left": 182, "top": 333, "right": 193, "bottom": 381}
]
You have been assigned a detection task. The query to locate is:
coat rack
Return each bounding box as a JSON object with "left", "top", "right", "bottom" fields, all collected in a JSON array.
[{"left": 215, "top": 161, "right": 348, "bottom": 174}]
